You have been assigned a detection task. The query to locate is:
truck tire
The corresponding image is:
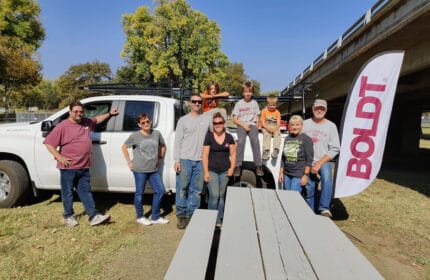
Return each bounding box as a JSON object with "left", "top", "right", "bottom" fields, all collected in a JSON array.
[
  {"left": 232, "top": 163, "right": 269, "bottom": 189},
  {"left": 235, "top": 169, "right": 257, "bottom": 188},
  {"left": 0, "top": 160, "right": 30, "bottom": 208}
]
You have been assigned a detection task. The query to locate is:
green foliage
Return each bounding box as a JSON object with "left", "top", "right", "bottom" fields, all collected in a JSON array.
[
  {"left": 0, "top": 44, "right": 42, "bottom": 109},
  {"left": 0, "top": 0, "right": 45, "bottom": 110},
  {"left": 16, "top": 79, "right": 60, "bottom": 110},
  {"left": 121, "top": 0, "right": 229, "bottom": 90},
  {"left": 0, "top": 0, "right": 45, "bottom": 49},
  {"left": 218, "top": 63, "right": 247, "bottom": 96},
  {"left": 56, "top": 61, "right": 112, "bottom": 107}
]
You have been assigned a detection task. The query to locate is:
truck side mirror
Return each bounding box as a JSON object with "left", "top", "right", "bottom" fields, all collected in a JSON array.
[{"left": 41, "top": 120, "right": 53, "bottom": 137}]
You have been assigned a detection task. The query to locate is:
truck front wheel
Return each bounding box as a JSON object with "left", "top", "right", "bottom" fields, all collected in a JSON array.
[{"left": 0, "top": 160, "right": 30, "bottom": 208}]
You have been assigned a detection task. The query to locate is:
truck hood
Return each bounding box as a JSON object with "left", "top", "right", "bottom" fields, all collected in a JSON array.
[{"left": 0, "top": 122, "right": 35, "bottom": 132}]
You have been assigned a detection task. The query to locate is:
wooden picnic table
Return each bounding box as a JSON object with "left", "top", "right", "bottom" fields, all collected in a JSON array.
[{"left": 214, "top": 187, "right": 384, "bottom": 280}]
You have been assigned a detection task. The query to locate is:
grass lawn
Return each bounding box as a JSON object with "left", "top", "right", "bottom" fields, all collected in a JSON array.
[{"left": 0, "top": 171, "right": 429, "bottom": 279}]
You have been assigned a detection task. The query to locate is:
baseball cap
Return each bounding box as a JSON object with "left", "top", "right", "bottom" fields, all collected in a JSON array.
[{"left": 313, "top": 99, "right": 327, "bottom": 109}]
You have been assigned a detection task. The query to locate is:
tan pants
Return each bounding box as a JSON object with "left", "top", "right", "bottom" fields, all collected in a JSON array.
[{"left": 262, "top": 127, "right": 281, "bottom": 152}]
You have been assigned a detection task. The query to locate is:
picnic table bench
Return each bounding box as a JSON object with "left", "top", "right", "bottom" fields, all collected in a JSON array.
[
  {"left": 164, "top": 209, "right": 218, "bottom": 280},
  {"left": 166, "top": 187, "right": 383, "bottom": 280}
]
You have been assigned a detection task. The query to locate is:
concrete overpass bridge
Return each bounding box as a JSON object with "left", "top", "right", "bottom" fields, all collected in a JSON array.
[{"left": 281, "top": 0, "right": 430, "bottom": 163}]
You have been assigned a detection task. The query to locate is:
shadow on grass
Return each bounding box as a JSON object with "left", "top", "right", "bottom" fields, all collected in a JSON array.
[
  {"left": 379, "top": 152, "right": 430, "bottom": 197},
  {"left": 331, "top": 198, "right": 349, "bottom": 221},
  {"left": 25, "top": 191, "right": 176, "bottom": 218},
  {"left": 94, "top": 192, "right": 175, "bottom": 217}
]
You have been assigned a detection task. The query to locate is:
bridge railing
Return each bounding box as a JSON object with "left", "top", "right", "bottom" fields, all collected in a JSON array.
[{"left": 282, "top": 0, "right": 390, "bottom": 94}]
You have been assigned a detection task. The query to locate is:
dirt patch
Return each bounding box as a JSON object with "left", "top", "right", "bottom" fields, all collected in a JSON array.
[{"left": 101, "top": 214, "right": 183, "bottom": 280}]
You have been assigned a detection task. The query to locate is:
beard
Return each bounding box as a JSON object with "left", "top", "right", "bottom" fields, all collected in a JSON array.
[{"left": 313, "top": 111, "right": 326, "bottom": 119}]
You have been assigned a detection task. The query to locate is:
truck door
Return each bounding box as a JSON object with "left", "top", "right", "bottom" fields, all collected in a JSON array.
[
  {"left": 107, "top": 100, "right": 160, "bottom": 192},
  {"left": 34, "top": 101, "right": 116, "bottom": 190}
]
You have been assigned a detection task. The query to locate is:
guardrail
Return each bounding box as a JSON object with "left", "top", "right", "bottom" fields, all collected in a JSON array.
[{"left": 282, "top": 0, "right": 390, "bottom": 94}]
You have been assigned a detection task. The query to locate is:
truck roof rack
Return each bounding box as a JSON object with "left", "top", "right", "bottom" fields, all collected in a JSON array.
[
  {"left": 82, "top": 82, "right": 194, "bottom": 98},
  {"left": 84, "top": 82, "right": 319, "bottom": 117}
]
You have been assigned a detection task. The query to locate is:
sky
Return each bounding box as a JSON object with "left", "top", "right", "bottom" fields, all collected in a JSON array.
[{"left": 37, "top": 0, "right": 377, "bottom": 93}]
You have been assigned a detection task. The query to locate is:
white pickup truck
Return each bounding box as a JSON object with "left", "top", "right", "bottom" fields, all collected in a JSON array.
[{"left": 0, "top": 92, "right": 289, "bottom": 208}]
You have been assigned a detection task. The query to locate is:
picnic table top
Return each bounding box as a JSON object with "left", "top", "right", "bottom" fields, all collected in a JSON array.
[{"left": 215, "top": 187, "right": 383, "bottom": 280}]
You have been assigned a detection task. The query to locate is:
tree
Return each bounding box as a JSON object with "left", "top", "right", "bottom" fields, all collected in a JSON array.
[
  {"left": 56, "top": 61, "right": 112, "bottom": 107},
  {"left": 121, "top": 0, "right": 229, "bottom": 90},
  {"left": 0, "top": 44, "right": 41, "bottom": 111},
  {"left": 217, "top": 62, "right": 261, "bottom": 96},
  {"left": 17, "top": 79, "right": 60, "bottom": 110},
  {"left": 0, "top": 0, "right": 45, "bottom": 112},
  {"left": 0, "top": 0, "right": 45, "bottom": 49}
]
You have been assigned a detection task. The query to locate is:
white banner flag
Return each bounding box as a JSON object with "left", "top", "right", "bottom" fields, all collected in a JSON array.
[{"left": 335, "top": 51, "right": 404, "bottom": 198}]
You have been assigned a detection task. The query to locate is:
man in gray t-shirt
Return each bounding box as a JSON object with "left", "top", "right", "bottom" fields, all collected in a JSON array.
[
  {"left": 303, "top": 99, "right": 340, "bottom": 218},
  {"left": 174, "top": 95, "right": 211, "bottom": 229}
]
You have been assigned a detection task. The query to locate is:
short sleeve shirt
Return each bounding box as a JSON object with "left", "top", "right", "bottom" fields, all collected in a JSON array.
[
  {"left": 43, "top": 117, "right": 96, "bottom": 169},
  {"left": 232, "top": 99, "right": 260, "bottom": 125},
  {"left": 261, "top": 108, "right": 281, "bottom": 127},
  {"left": 124, "top": 130, "right": 165, "bottom": 173},
  {"left": 203, "top": 132, "right": 235, "bottom": 173}
]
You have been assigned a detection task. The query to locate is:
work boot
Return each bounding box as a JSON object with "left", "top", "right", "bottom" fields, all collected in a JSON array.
[
  {"left": 256, "top": 166, "right": 264, "bottom": 177},
  {"left": 185, "top": 216, "right": 191, "bottom": 227},
  {"left": 233, "top": 166, "right": 241, "bottom": 177},
  {"left": 177, "top": 215, "right": 186, "bottom": 229},
  {"left": 262, "top": 150, "right": 270, "bottom": 160}
]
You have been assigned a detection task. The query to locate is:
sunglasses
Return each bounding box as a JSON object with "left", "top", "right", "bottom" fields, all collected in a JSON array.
[
  {"left": 213, "top": 121, "right": 224, "bottom": 125},
  {"left": 139, "top": 120, "right": 151, "bottom": 125},
  {"left": 191, "top": 100, "right": 203, "bottom": 104}
]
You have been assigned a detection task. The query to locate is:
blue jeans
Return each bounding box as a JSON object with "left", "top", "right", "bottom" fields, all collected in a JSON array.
[
  {"left": 60, "top": 169, "right": 97, "bottom": 219},
  {"left": 207, "top": 171, "right": 229, "bottom": 224},
  {"left": 175, "top": 159, "right": 203, "bottom": 217},
  {"left": 307, "top": 162, "right": 333, "bottom": 212},
  {"left": 133, "top": 171, "right": 165, "bottom": 220},
  {"left": 284, "top": 174, "right": 314, "bottom": 210}
]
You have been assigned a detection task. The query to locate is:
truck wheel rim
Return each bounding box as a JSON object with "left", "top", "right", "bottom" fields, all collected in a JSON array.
[{"left": 0, "top": 171, "right": 11, "bottom": 200}]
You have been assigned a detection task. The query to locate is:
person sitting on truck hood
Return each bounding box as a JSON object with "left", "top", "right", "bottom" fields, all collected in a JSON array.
[
  {"left": 44, "top": 101, "right": 118, "bottom": 227},
  {"left": 200, "top": 81, "right": 229, "bottom": 120},
  {"left": 232, "top": 81, "right": 264, "bottom": 177}
]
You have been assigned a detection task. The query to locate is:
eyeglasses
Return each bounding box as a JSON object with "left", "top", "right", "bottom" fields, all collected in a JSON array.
[
  {"left": 191, "top": 100, "right": 203, "bottom": 104},
  {"left": 139, "top": 120, "right": 151, "bottom": 125},
  {"left": 213, "top": 121, "right": 224, "bottom": 125}
]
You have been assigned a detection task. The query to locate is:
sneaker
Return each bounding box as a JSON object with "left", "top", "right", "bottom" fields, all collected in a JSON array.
[
  {"left": 152, "top": 217, "right": 169, "bottom": 224},
  {"left": 177, "top": 215, "right": 186, "bottom": 229},
  {"left": 90, "top": 214, "right": 111, "bottom": 226},
  {"left": 64, "top": 216, "right": 78, "bottom": 227},
  {"left": 256, "top": 166, "right": 264, "bottom": 177},
  {"left": 262, "top": 150, "right": 270, "bottom": 160},
  {"left": 233, "top": 166, "right": 241, "bottom": 177},
  {"left": 271, "top": 149, "right": 279, "bottom": 159},
  {"left": 320, "top": 209, "right": 333, "bottom": 218},
  {"left": 136, "top": 217, "right": 152, "bottom": 226}
]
